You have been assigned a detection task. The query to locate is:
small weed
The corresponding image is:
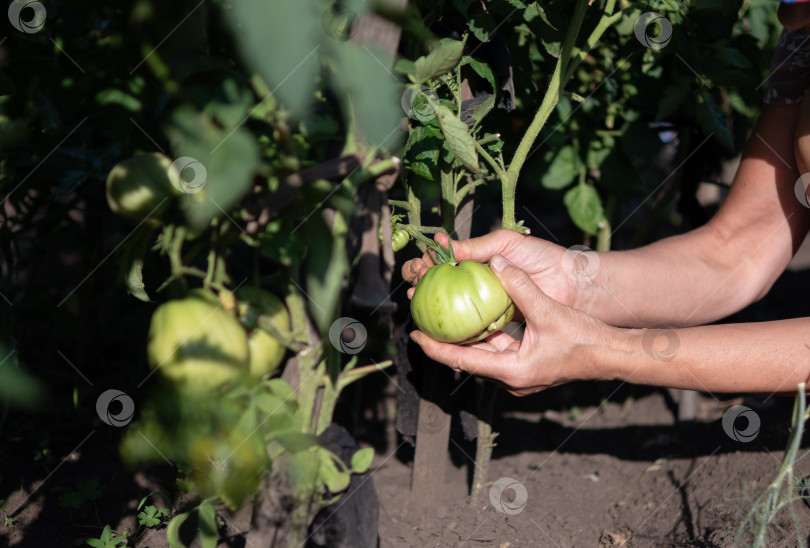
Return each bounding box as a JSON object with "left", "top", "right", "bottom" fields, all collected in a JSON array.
[
  {"left": 736, "top": 384, "right": 810, "bottom": 547},
  {"left": 137, "top": 504, "right": 169, "bottom": 528},
  {"left": 83, "top": 524, "right": 126, "bottom": 548}
]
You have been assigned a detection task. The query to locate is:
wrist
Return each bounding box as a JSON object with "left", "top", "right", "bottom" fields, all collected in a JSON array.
[{"left": 583, "top": 325, "right": 641, "bottom": 383}]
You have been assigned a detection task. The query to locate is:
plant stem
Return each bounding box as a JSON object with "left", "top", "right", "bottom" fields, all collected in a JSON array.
[
  {"left": 388, "top": 199, "right": 413, "bottom": 212},
  {"left": 475, "top": 140, "right": 506, "bottom": 178},
  {"left": 440, "top": 169, "right": 456, "bottom": 236},
  {"left": 564, "top": 0, "right": 623, "bottom": 82},
  {"left": 500, "top": 0, "right": 595, "bottom": 231},
  {"left": 471, "top": 381, "right": 498, "bottom": 503}
]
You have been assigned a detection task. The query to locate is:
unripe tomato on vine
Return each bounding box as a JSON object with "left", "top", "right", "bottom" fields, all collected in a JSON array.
[
  {"left": 236, "top": 287, "right": 290, "bottom": 379},
  {"left": 147, "top": 289, "right": 250, "bottom": 390},
  {"left": 410, "top": 240, "right": 514, "bottom": 344},
  {"left": 105, "top": 153, "right": 181, "bottom": 226}
]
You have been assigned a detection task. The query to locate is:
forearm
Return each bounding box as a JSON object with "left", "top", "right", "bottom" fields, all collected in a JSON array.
[
  {"left": 596, "top": 318, "right": 810, "bottom": 394},
  {"left": 579, "top": 227, "right": 756, "bottom": 327},
  {"left": 574, "top": 104, "right": 809, "bottom": 327}
]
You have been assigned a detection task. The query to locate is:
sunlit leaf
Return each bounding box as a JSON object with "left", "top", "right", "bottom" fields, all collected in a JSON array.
[
  {"left": 436, "top": 105, "right": 479, "bottom": 173},
  {"left": 564, "top": 183, "right": 604, "bottom": 235}
]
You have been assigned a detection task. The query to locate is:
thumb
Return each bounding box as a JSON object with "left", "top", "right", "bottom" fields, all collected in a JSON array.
[{"left": 490, "top": 254, "right": 547, "bottom": 324}]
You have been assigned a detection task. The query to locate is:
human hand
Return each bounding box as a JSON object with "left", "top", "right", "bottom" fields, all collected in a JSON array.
[
  {"left": 401, "top": 229, "right": 578, "bottom": 308},
  {"left": 409, "top": 255, "right": 616, "bottom": 396}
]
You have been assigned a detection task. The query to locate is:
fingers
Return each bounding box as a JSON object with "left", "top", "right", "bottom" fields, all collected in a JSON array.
[
  {"left": 436, "top": 229, "right": 523, "bottom": 264},
  {"left": 465, "top": 330, "right": 517, "bottom": 352},
  {"left": 490, "top": 255, "right": 550, "bottom": 328},
  {"left": 401, "top": 257, "right": 431, "bottom": 285},
  {"left": 410, "top": 331, "right": 512, "bottom": 379}
]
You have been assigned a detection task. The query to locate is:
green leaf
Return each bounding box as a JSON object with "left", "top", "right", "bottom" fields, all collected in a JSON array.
[
  {"left": 0, "top": 345, "right": 42, "bottom": 408},
  {"left": 198, "top": 500, "right": 217, "bottom": 548},
  {"left": 166, "top": 107, "right": 260, "bottom": 233},
  {"left": 272, "top": 431, "right": 319, "bottom": 453},
  {"left": 304, "top": 213, "right": 348, "bottom": 335},
  {"left": 467, "top": 57, "right": 497, "bottom": 93},
  {"left": 138, "top": 506, "right": 162, "bottom": 528},
  {"left": 404, "top": 125, "right": 442, "bottom": 181},
  {"left": 468, "top": 13, "right": 498, "bottom": 42},
  {"left": 541, "top": 146, "right": 581, "bottom": 190},
  {"left": 254, "top": 393, "right": 288, "bottom": 416},
  {"left": 331, "top": 43, "right": 403, "bottom": 147},
  {"left": 394, "top": 58, "right": 415, "bottom": 75},
  {"left": 351, "top": 447, "right": 374, "bottom": 474},
  {"left": 227, "top": 0, "right": 323, "bottom": 118},
  {"left": 436, "top": 105, "right": 479, "bottom": 173},
  {"left": 525, "top": 2, "right": 556, "bottom": 29},
  {"left": 470, "top": 94, "right": 496, "bottom": 126},
  {"left": 412, "top": 38, "right": 465, "bottom": 84},
  {"left": 564, "top": 183, "right": 604, "bottom": 235},
  {"left": 117, "top": 228, "right": 153, "bottom": 302},
  {"left": 265, "top": 379, "right": 298, "bottom": 403},
  {"left": 167, "top": 512, "right": 190, "bottom": 548},
  {"left": 95, "top": 89, "right": 142, "bottom": 112},
  {"left": 319, "top": 450, "right": 351, "bottom": 494},
  {"left": 695, "top": 93, "right": 734, "bottom": 153}
]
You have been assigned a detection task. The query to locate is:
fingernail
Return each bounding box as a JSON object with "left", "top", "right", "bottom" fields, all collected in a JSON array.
[{"left": 491, "top": 255, "right": 510, "bottom": 272}]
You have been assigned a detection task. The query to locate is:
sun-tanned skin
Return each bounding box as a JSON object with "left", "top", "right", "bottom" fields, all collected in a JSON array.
[{"left": 403, "top": 101, "right": 810, "bottom": 397}]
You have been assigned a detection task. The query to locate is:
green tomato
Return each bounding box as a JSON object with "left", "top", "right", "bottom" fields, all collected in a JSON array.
[
  {"left": 106, "top": 153, "right": 180, "bottom": 225},
  {"left": 237, "top": 287, "right": 290, "bottom": 378},
  {"left": 392, "top": 229, "right": 410, "bottom": 252},
  {"left": 410, "top": 261, "right": 514, "bottom": 344},
  {"left": 147, "top": 289, "right": 249, "bottom": 390}
]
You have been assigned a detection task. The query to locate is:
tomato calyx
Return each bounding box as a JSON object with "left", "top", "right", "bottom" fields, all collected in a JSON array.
[{"left": 426, "top": 238, "right": 457, "bottom": 266}]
